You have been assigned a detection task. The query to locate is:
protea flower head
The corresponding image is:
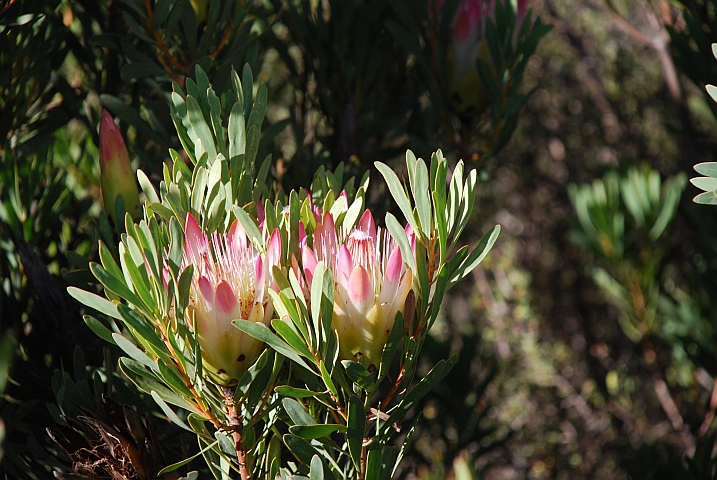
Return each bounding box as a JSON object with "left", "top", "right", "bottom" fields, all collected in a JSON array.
[
  {"left": 182, "top": 213, "right": 281, "bottom": 382},
  {"left": 444, "top": 0, "right": 528, "bottom": 115},
  {"left": 99, "top": 109, "right": 140, "bottom": 221},
  {"left": 302, "top": 210, "right": 413, "bottom": 369}
]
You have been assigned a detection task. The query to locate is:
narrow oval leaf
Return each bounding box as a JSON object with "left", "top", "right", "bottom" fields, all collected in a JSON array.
[
  {"left": 289, "top": 424, "right": 346, "bottom": 439},
  {"left": 69, "top": 287, "right": 121, "bottom": 319},
  {"left": 347, "top": 395, "right": 365, "bottom": 470}
]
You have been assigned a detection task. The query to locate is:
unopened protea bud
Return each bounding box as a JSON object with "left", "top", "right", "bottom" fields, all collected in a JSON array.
[
  {"left": 302, "top": 210, "right": 413, "bottom": 370},
  {"left": 444, "top": 0, "right": 529, "bottom": 115},
  {"left": 99, "top": 109, "right": 140, "bottom": 221}
]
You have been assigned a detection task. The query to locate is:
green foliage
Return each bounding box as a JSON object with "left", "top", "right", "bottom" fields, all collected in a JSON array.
[
  {"left": 68, "top": 62, "right": 501, "bottom": 477},
  {"left": 0, "top": 332, "right": 15, "bottom": 462},
  {"left": 667, "top": 3, "right": 717, "bottom": 120},
  {"left": 569, "top": 167, "right": 686, "bottom": 341},
  {"left": 386, "top": 0, "right": 552, "bottom": 161}
]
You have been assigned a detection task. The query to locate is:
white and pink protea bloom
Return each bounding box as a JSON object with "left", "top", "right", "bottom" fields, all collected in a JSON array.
[
  {"left": 182, "top": 213, "right": 281, "bottom": 382},
  {"left": 302, "top": 210, "right": 413, "bottom": 369}
]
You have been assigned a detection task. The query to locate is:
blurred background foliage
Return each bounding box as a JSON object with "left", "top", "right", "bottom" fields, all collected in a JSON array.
[{"left": 3, "top": 0, "right": 717, "bottom": 478}]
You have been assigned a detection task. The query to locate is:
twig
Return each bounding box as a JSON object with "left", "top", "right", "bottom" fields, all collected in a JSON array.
[
  {"left": 698, "top": 377, "right": 717, "bottom": 437},
  {"left": 605, "top": 4, "right": 682, "bottom": 103},
  {"left": 222, "top": 386, "right": 251, "bottom": 480}
]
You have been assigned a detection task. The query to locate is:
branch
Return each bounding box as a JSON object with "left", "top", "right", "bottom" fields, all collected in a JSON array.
[{"left": 222, "top": 387, "right": 251, "bottom": 480}]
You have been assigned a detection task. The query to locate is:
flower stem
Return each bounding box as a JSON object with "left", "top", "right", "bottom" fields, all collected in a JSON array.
[{"left": 222, "top": 386, "right": 251, "bottom": 480}]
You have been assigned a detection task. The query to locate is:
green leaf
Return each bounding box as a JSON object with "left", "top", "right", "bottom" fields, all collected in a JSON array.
[
  {"left": 248, "top": 83, "right": 268, "bottom": 130},
  {"left": 385, "top": 213, "right": 417, "bottom": 274},
  {"left": 157, "top": 440, "right": 219, "bottom": 476},
  {"left": 379, "top": 313, "right": 403, "bottom": 379},
  {"left": 450, "top": 225, "right": 500, "bottom": 284},
  {"left": 120, "top": 357, "right": 197, "bottom": 412},
  {"left": 320, "top": 360, "right": 338, "bottom": 399},
  {"left": 284, "top": 433, "right": 320, "bottom": 465},
  {"left": 365, "top": 447, "right": 382, "bottom": 480},
  {"left": 186, "top": 95, "right": 217, "bottom": 162},
  {"left": 410, "top": 155, "right": 431, "bottom": 237},
  {"left": 242, "top": 64, "right": 254, "bottom": 120},
  {"left": 694, "top": 191, "right": 717, "bottom": 205},
  {"left": 137, "top": 169, "right": 160, "bottom": 204},
  {"left": 228, "top": 103, "right": 246, "bottom": 160},
  {"left": 113, "top": 333, "right": 155, "bottom": 370},
  {"left": 347, "top": 395, "right": 365, "bottom": 470},
  {"left": 708, "top": 84, "right": 717, "bottom": 103},
  {"left": 233, "top": 320, "right": 312, "bottom": 372},
  {"left": 90, "top": 262, "right": 144, "bottom": 309},
  {"left": 68, "top": 287, "right": 121, "bottom": 319},
  {"left": 271, "top": 317, "right": 315, "bottom": 362},
  {"left": 310, "top": 455, "right": 325, "bottom": 480},
  {"left": 117, "top": 305, "right": 167, "bottom": 359},
  {"left": 232, "top": 206, "right": 263, "bottom": 248},
  {"left": 151, "top": 391, "right": 192, "bottom": 432},
  {"left": 694, "top": 162, "right": 717, "bottom": 178},
  {"left": 342, "top": 360, "right": 374, "bottom": 391},
  {"left": 83, "top": 315, "right": 117, "bottom": 345},
  {"left": 289, "top": 424, "right": 346, "bottom": 439},
  {"left": 275, "top": 386, "right": 322, "bottom": 399},
  {"left": 283, "top": 398, "right": 317, "bottom": 425},
  {"left": 691, "top": 176, "right": 717, "bottom": 192},
  {"left": 375, "top": 161, "right": 419, "bottom": 236},
  {"left": 157, "top": 358, "right": 193, "bottom": 397}
]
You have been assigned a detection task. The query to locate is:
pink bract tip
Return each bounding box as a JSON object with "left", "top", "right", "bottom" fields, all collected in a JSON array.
[
  {"left": 357, "top": 209, "right": 377, "bottom": 238},
  {"left": 215, "top": 280, "right": 237, "bottom": 315},
  {"left": 347, "top": 265, "right": 373, "bottom": 306}
]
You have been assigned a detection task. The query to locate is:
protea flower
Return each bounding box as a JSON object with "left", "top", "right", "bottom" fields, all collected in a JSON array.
[
  {"left": 302, "top": 210, "right": 413, "bottom": 369},
  {"left": 444, "top": 0, "right": 528, "bottom": 115},
  {"left": 99, "top": 109, "right": 140, "bottom": 221},
  {"left": 182, "top": 213, "right": 281, "bottom": 382}
]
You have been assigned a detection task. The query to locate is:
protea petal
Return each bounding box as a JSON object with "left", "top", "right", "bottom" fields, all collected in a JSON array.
[
  {"left": 267, "top": 229, "right": 282, "bottom": 270},
  {"left": 185, "top": 213, "right": 205, "bottom": 260},
  {"left": 256, "top": 202, "right": 265, "bottom": 224},
  {"left": 383, "top": 246, "right": 403, "bottom": 292},
  {"left": 198, "top": 276, "right": 214, "bottom": 308},
  {"left": 215, "top": 280, "right": 238, "bottom": 317},
  {"left": 322, "top": 212, "right": 337, "bottom": 253},
  {"left": 302, "top": 244, "right": 318, "bottom": 286},
  {"left": 228, "top": 219, "right": 248, "bottom": 251},
  {"left": 357, "top": 209, "right": 377, "bottom": 238},
  {"left": 298, "top": 222, "right": 307, "bottom": 248},
  {"left": 255, "top": 256, "right": 265, "bottom": 303},
  {"left": 405, "top": 224, "right": 417, "bottom": 254},
  {"left": 383, "top": 268, "right": 414, "bottom": 330},
  {"left": 337, "top": 245, "right": 353, "bottom": 284},
  {"left": 347, "top": 265, "right": 373, "bottom": 314}
]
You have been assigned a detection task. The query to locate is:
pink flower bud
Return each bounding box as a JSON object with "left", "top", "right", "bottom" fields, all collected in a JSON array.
[{"left": 99, "top": 109, "right": 140, "bottom": 221}]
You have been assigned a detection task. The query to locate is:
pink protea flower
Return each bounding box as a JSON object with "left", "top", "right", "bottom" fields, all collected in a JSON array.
[
  {"left": 302, "top": 210, "right": 413, "bottom": 369},
  {"left": 444, "top": 0, "right": 528, "bottom": 114},
  {"left": 182, "top": 213, "right": 281, "bottom": 382},
  {"left": 99, "top": 109, "right": 140, "bottom": 221}
]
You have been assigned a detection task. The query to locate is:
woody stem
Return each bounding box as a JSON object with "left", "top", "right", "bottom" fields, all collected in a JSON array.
[{"left": 222, "top": 386, "right": 250, "bottom": 480}]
